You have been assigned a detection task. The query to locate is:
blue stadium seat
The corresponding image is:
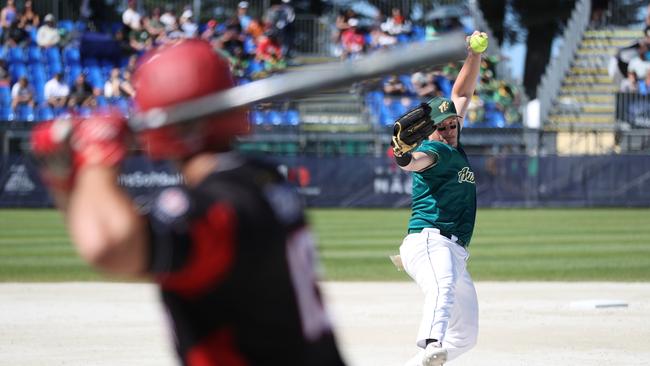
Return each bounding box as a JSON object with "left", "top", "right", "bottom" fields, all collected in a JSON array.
[
  {"left": 285, "top": 109, "right": 300, "bottom": 126},
  {"left": 58, "top": 20, "right": 74, "bottom": 34},
  {"left": 0, "top": 106, "right": 13, "bottom": 121},
  {"left": 0, "top": 85, "right": 11, "bottom": 107},
  {"left": 47, "top": 61, "right": 63, "bottom": 79},
  {"left": 435, "top": 75, "right": 452, "bottom": 98},
  {"left": 411, "top": 26, "right": 425, "bottom": 41},
  {"left": 8, "top": 46, "right": 27, "bottom": 64},
  {"left": 65, "top": 64, "right": 82, "bottom": 84},
  {"left": 380, "top": 107, "right": 394, "bottom": 126},
  {"left": 63, "top": 46, "right": 81, "bottom": 65},
  {"left": 9, "top": 63, "right": 27, "bottom": 82},
  {"left": 369, "top": 90, "right": 384, "bottom": 105},
  {"left": 388, "top": 98, "right": 407, "bottom": 118},
  {"left": 397, "top": 34, "right": 410, "bottom": 43},
  {"left": 246, "top": 60, "right": 264, "bottom": 76},
  {"left": 267, "top": 110, "right": 284, "bottom": 125},
  {"left": 27, "top": 46, "right": 43, "bottom": 63},
  {"left": 0, "top": 45, "right": 8, "bottom": 60},
  {"left": 37, "top": 106, "right": 54, "bottom": 121},
  {"left": 45, "top": 47, "right": 61, "bottom": 65},
  {"left": 113, "top": 97, "right": 131, "bottom": 115},
  {"left": 400, "top": 75, "right": 415, "bottom": 95},
  {"left": 30, "top": 64, "right": 47, "bottom": 83},
  {"left": 78, "top": 106, "right": 92, "bottom": 117},
  {"left": 485, "top": 110, "right": 506, "bottom": 128},
  {"left": 28, "top": 27, "right": 38, "bottom": 45},
  {"left": 33, "top": 80, "right": 45, "bottom": 105},
  {"left": 86, "top": 66, "right": 104, "bottom": 89},
  {"left": 250, "top": 110, "right": 266, "bottom": 125},
  {"left": 96, "top": 95, "right": 108, "bottom": 107},
  {"left": 243, "top": 37, "right": 257, "bottom": 54},
  {"left": 16, "top": 104, "right": 35, "bottom": 122}
]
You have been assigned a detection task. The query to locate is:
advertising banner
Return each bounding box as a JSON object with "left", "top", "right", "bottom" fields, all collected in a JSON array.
[{"left": 2, "top": 154, "right": 650, "bottom": 208}]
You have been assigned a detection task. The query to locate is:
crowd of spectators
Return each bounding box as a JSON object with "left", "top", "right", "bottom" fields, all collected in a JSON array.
[
  {"left": 616, "top": 25, "right": 650, "bottom": 95},
  {"left": 371, "top": 53, "right": 522, "bottom": 128},
  {"left": 118, "top": 0, "right": 295, "bottom": 79},
  {"left": 342, "top": 4, "right": 521, "bottom": 128},
  {"left": 333, "top": 6, "right": 466, "bottom": 60},
  {"left": 0, "top": 0, "right": 522, "bottom": 128}
]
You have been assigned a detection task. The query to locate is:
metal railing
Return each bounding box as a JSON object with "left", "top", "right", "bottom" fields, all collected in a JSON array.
[
  {"left": 597, "top": 0, "right": 649, "bottom": 27},
  {"left": 616, "top": 92, "right": 650, "bottom": 128},
  {"left": 536, "top": 0, "right": 591, "bottom": 126}
]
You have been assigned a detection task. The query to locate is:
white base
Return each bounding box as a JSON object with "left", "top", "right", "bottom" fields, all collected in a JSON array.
[{"left": 569, "top": 299, "right": 629, "bottom": 309}]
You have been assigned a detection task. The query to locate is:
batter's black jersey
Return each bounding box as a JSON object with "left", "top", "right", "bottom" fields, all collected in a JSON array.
[{"left": 145, "top": 153, "right": 346, "bottom": 366}]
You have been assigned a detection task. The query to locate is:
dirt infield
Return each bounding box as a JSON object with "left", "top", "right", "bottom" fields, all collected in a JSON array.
[{"left": 1, "top": 282, "right": 649, "bottom": 366}]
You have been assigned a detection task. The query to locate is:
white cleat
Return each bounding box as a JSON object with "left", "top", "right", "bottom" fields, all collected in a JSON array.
[{"left": 421, "top": 342, "right": 447, "bottom": 366}]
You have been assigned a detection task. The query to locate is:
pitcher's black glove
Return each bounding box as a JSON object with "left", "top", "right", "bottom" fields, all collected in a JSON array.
[{"left": 391, "top": 103, "right": 435, "bottom": 157}]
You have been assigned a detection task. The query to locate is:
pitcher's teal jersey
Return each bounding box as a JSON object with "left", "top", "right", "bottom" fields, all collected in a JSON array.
[{"left": 408, "top": 140, "right": 477, "bottom": 246}]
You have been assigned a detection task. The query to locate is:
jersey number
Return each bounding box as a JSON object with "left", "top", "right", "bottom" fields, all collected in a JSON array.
[{"left": 285, "top": 228, "right": 332, "bottom": 341}]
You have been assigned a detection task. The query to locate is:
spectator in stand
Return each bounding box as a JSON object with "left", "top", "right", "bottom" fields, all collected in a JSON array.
[
  {"left": 201, "top": 19, "right": 219, "bottom": 41},
  {"left": 256, "top": 29, "right": 286, "bottom": 73},
  {"left": 68, "top": 73, "right": 96, "bottom": 108},
  {"left": 36, "top": 13, "right": 60, "bottom": 48},
  {"left": 620, "top": 71, "right": 638, "bottom": 93},
  {"left": 44, "top": 72, "right": 69, "bottom": 108},
  {"left": 11, "top": 76, "right": 34, "bottom": 111},
  {"left": 0, "top": 0, "right": 17, "bottom": 42},
  {"left": 122, "top": 0, "right": 141, "bottom": 32},
  {"left": 160, "top": 4, "right": 177, "bottom": 32},
  {"left": 383, "top": 75, "right": 407, "bottom": 96},
  {"left": 120, "top": 70, "right": 135, "bottom": 97},
  {"left": 237, "top": 1, "right": 252, "bottom": 30},
  {"left": 340, "top": 18, "right": 365, "bottom": 59},
  {"left": 381, "top": 8, "right": 411, "bottom": 36},
  {"left": 265, "top": 0, "right": 295, "bottom": 58},
  {"left": 219, "top": 22, "right": 244, "bottom": 57},
  {"left": 627, "top": 42, "right": 650, "bottom": 80},
  {"left": 334, "top": 8, "right": 355, "bottom": 43},
  {"left": 129, "top": 17, "right": 152, "bottom": 52},
  {"left": 104, "top": 67, "right": 124, "bottom": 99},
  {"left": 0, "top": 59, "right": 9, "bottom": 87},
  {"left": 411, "top": 71, "right": 440, "bottom": 99},
  {"left": 5, "top": 18, "right": 28, "bottom": 47},
  {"left": 144, "top": 7, "right": 165, "bottom": 42},
  {"left": 228, "top": 45, "right": 250, "bottom": 78},
  {"left": 20, "top": 0, "right": 39, "bottom": 30},
  {"left": 246, "top": 16, "right": 265, "bottom": 39},
  {"left": 179, "top": 8, "right": 198, "bottom": 38},
  {"left": 104, "top": 68, "right": 136, "bottom": 99},
  {"left": 369, "top": 26, "right": 397, "bottom": 49},
  {"left": 125, "top": 54, "right": 138, "bottom": 74}
]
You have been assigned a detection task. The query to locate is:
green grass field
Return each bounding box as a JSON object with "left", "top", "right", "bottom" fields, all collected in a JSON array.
[{"left": 1, "top": 208, "right": 649, "bottom": 282}]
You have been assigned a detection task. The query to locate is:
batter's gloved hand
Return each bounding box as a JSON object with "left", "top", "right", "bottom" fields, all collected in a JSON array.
[
  {"left": 70, "top": 110, "right": 129, "bottom": 169},
  {"left": 391, "top": 103, "right": 435, "bottom": 157},
  {"left": 31, "top": 110, "right": 129, "bottom": 192},
  {"left": 31, "top": 116, "right": 77, "bottom": 191}
]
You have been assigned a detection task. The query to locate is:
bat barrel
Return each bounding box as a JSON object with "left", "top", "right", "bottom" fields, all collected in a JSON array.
[{"left": 130, "top": 31, "right": 468, "bottom": 131}]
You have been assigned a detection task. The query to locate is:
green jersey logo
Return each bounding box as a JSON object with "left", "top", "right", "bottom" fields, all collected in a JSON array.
[{"left": 458, "top": 167, "right": 475, "bottom": 184}]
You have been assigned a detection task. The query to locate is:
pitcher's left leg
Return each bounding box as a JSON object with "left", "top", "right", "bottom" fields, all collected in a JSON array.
[{"left": 441, "top": 269, "right": 478, "bottom": 361}]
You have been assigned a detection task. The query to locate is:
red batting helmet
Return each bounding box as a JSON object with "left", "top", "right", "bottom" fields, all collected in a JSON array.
[{"left": 132, "top": 39, "right": 249, "bottom": 160}]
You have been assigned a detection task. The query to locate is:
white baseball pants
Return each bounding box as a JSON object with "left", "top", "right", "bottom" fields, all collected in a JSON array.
[{"left": 399, "top": 228, "right": 478, "bottom": 362}]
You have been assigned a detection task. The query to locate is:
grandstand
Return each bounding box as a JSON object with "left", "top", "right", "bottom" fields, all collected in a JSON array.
[{"left": 1, "top": 0, "right": 649, "bottom": 208}]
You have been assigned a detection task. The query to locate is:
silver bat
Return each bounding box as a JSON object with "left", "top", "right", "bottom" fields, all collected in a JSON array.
[{"left": 129, "top": 31, "right": 468, "bottom": 131}]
